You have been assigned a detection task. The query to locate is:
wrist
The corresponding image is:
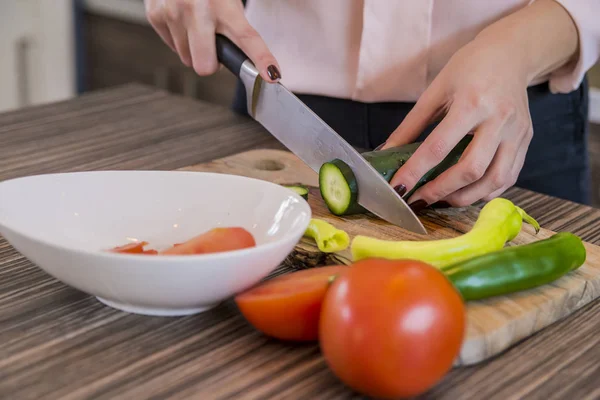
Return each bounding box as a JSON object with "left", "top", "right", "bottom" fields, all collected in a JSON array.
[
  {"left": 471, "top": 25, "right": 531, "bottom": 86},
  {"left": 475, "top": 0, "right": 579, "bottom": 85}
]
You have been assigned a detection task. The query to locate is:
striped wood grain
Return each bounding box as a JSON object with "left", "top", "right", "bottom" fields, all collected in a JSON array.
[{"left": 1, "top": 84, "right": 599, "bottom": 399}]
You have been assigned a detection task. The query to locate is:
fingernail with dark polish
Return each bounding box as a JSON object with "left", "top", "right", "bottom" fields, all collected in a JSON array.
[
  {"left": 267, "top": 65, "right": 281, "bottom": 81},
  {"left": 409, "top": 199, "right": 428, "bottom": 213},
  {"left": 393, "top": 184, "right": 407, "bottom": 197},
  {"left": 432, "top": 201, "right": 452, "bottom": 209}
]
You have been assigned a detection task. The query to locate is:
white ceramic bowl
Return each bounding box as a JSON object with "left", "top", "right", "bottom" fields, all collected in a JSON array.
[{"left": 0, "top": 170, "right": 311, "bottom": 316}]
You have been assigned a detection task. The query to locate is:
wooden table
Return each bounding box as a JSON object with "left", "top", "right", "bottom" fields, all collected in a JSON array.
[{"left": 1, "top": 84, "right": 599, "bottom": 399}]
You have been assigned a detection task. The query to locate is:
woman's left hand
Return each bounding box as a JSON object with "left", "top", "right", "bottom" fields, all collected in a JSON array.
[
  {"left": 383, "top": 0, "right": 579, "bottom": 211},
  {"left": 383, "top": 35, "right": 533, "bottom": 210}
]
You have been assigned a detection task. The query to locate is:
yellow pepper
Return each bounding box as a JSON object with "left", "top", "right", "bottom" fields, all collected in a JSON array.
[
  {"left": 304, "top": 218, "right": 350, "bottom": 253},
  {"left": 351, "top": 198, "right": 540, "bottom": 268}
]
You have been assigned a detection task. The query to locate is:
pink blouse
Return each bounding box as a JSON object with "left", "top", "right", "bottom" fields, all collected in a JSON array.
[{"left": 244, "top": 0, "right": 600, "bottom": 103}]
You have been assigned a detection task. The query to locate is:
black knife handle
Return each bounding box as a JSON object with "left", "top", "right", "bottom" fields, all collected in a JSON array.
[{"left": 215, "top": 34, "right": 249, "bottom": 78}]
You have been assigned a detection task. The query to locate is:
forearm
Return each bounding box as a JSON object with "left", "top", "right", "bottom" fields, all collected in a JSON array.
[{"left": 474, "top": 0, "right": 579, "bottom": 85}]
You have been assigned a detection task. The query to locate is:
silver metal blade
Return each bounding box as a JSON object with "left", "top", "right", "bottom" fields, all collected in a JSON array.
[{"left": 252, "top": 81, "right": 427, "bottom": 234}]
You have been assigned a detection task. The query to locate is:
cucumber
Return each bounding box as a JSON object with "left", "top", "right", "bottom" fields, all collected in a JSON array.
[
  {"left": 319, "top": 135, "right": 473, "bottom": 215},
  {"left": 283, "top": 184, "right": 309, "bottom": 200},
  {"left": 402, "top": 135, "right": 473, "bottom": 199},
  {"left": 318, "top": 161, "right": 364, "bottom": 215},
  {"left": 363, "top": 141, "right": 422, "bottom": 181}
]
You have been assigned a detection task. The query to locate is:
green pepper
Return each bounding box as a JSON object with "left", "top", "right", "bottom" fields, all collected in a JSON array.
[
  {"left": 441, "top": 232, "right": 586, "bottom": 301},
  {"left": 304, "top": 218, "right": 350, "bottom": 253},
  {"left": 350, "top": 197, "right": 540, "bottom": 268}
]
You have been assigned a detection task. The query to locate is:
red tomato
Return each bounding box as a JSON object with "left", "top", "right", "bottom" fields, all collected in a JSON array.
[
  {"left": 109, "top": 241, "right": 148, "bottom": 254},
  {"left": 319, "top": 259, "right": 465, "bottom": 399},
  {"left": 161, "top": 227, "right": 256, "bottom": 255},
  {"left": 235, "top": 266, "right": 348, "bottom": 341}
]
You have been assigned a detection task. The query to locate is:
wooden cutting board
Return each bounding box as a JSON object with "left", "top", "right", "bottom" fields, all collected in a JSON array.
[{"left": 181, "top": 149, "right": 600, "bottom": 366}]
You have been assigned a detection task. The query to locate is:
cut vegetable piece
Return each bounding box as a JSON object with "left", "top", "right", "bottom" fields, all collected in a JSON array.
[
  {"left": 319, "top": 160, "right": 364, "bottom": 215},
  {"left": 319, "top": 135, "right": 473, "bottom": 216},
  {"left": 235, "top": 265, "right": 348, "bottom": 341},
  {"left": 282, "top": 184, "right": 309, "bottom": 200},
  {"left": 160, "top": 227, "right": 256, "bottom": 255},
  {"left": 109, "top": 241, "right": 149, "bottom": 254},
  {"left": 351, "top": 198, "right": 540, "bottom": 268},
  {"left": 304, "top": 218, "right": 350, "bottom": 253}
]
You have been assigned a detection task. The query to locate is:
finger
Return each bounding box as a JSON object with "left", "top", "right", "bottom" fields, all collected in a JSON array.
[
  {"left": 182, "top": 2, "right": 219, "bottom": 75},
  {"left": 406, "top": 117, "right": 504, "bottom": 205},
  {"left": 145, "top": 1, "right": 176, "bottom": 51},
  {"left": 188, "top": 23, "right": 219, "bottom": 76},
  {"left": 388, "top": 102, "right": 480, "bottom": 193},
  {"left": 443, "top": 134, "right": 523, "bottom": 207},
  {"left": 169, "top": 24, "right": 192, "bottom": 67},
  {"left": 483, "top": 135, "right": 529, "bottom": 201},
  {"left": 445, "top": 117, "right": 532, "bottom": 205},
  {"left": 153, "top": 21, "right": 177, "bottom": 51},
  {"left": 381, "top": 82, "right": 446, "bottom": 150},
  {"left": 144, "top": 0, "right": 161, "bottom": 11},
  {"left": 164, "top": 2, "right": 192, "bottom": 66},
  {"left": 218, "top": 10, "right": 281, "bottom": 82}
]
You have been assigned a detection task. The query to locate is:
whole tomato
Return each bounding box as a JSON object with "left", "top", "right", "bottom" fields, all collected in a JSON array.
[{"left": 319, "top": 258, "right": 465, "bottom": 399}]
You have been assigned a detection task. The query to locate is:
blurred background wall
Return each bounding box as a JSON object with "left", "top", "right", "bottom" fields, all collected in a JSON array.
[
  {"left": 1, "top": 0, "right": 599, "bottom": 205},
  {"left": 0, "top": 1, "right": 76, "bottom": 111}
]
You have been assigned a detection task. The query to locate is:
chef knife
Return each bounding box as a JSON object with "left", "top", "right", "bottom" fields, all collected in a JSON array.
[{"left": 215, "top": 34, "right": 427, "bottom": 234}]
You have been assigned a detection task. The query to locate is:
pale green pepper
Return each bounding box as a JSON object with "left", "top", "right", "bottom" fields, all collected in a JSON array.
[
  {"left": 304, "top": 218, "right": 350, "bottom": 253},
  {"left": 351, "top": 198, "right": 540, "bottom": 268}
]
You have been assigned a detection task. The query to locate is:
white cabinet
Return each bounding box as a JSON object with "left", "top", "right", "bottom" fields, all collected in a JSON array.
[{"left": 0, "top": 0, "right": 76, "bottom": 112}]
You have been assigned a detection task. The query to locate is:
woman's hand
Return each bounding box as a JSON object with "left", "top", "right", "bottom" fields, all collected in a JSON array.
[
  {"left": 383, "top": 0, "right": 579, "bottom": 211},
  {"left": 384, "top": 35, "right": 534, "bottom": 210},
  {"left": 144, "top": 0, "right": 281, "bottom": 82}
]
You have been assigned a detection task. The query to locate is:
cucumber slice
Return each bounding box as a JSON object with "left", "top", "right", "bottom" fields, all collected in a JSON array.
[
  {"left": 319, "top": 160, "right": 365, "bottom": 215},
  {"left": 282, "top": 184, "right": 309, "bottom": 200}
]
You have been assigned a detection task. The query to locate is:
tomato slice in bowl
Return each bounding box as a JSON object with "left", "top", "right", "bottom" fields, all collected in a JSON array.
[
  {"left": 109, "top": 241, "right": 149, "bottom": 254},
  {"left": 234, "top": 266, "right": 348, "bottom": 341},
  {"left": 161, "top": 227, "right": 256, "bottom": 255}
]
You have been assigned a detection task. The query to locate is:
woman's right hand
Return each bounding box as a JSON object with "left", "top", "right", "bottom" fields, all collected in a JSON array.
[{"left": 144, "top": 0, "right": 281, "bottom": 82}]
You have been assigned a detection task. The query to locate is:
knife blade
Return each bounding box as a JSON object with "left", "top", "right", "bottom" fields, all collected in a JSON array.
[{"left": 215, "top": 34, "right": 426, "bottom": 234}]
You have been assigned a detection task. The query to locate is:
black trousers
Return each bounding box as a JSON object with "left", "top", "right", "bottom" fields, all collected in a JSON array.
[{"left": 232, "top": 78, "right": 591, "bottom": 205}]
